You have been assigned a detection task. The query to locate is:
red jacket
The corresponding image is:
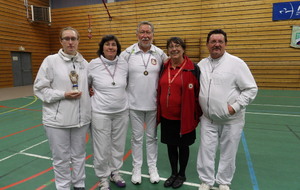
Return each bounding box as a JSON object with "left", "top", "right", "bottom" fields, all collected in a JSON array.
[{"left": 157, "top": 56, "right": 202, "bottom": 135}]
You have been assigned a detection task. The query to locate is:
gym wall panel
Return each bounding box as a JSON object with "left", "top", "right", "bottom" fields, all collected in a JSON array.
[
  {"left": 1, "top": 0, "right": 299, "bottom": 89},
  {"left": 49, "top": 0, "right": 300, "bottom": 90},
  {"left": 0, "top": 0, "right": 50, "bottom": 88}
]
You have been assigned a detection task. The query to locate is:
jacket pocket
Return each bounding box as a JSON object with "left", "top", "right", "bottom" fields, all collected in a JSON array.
[
  {"left": 209, "top": 98, "right": 231, "bottom": 120},
  {"left": 55, "top": 99, "right": 79, "bottom": 126}
]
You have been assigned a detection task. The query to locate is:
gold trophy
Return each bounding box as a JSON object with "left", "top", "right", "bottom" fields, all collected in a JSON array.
[{"left": 69, "top": 70, "right": 79, "bottom": 92}]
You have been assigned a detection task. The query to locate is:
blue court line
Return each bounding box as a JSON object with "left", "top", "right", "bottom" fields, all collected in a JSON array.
[{"left": 241, "top": 132, "right": 260, "bottom": 190}]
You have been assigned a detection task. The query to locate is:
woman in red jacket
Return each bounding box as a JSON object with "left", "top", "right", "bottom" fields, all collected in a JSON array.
[{"left": 157, "top": 37, "right": 202, "bottom": 188}]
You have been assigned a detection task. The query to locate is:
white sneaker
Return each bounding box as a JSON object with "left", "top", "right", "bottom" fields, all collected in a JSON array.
[
  {"left": 199, "top": 183, "right": 210, "bottom": 190},
  {"left": 149, "top": 166, "right": 160, "bottom": 183},
  {"left": 131, "top": 167, "right": 141, "bottom": 184},
  {"left": 99, "top": 177, "right": 110, "bottom": 190},
  {"left": 219, "top": 184, "right": 230, "bottom": 190}
]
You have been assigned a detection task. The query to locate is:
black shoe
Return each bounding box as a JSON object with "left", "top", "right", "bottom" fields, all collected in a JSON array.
[
  {"left": 172, "top": 175, "right": 186, "bottom": 188},
  {"left": 164, "top": 175, "right": 177, "bottom": 187},
  {"left": 74, "top": 187, "right": 85, "bottom": 190}
]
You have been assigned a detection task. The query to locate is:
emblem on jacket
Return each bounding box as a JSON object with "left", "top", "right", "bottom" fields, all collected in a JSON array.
[{"left": 151, "top": 58, "right": 157, "bottom": 65}]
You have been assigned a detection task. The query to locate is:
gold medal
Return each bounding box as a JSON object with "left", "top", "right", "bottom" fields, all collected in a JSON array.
[
  {"left": 144, "top": 71, "right": 148, "bottom": 76},
  {"left": 112, "top": 82, "right": 116, "bottom": 85}
]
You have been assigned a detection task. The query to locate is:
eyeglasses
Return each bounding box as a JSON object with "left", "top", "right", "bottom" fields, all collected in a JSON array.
[
  {"left": 168, "top": 44, "right": 181, "bottom": 49},
  {"left": 209, "top": 40, "right": 225, "bottom": 45},
  {"left": 61, "top": 37, "right": 78, "bottom": 42},
  {"left": 138, "top": 31, "right": 152, "bottom": 35}
]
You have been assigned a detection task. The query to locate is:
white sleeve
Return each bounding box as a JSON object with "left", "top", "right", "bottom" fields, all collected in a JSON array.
[
  {"left": 231, "top": 61, "right": 258, "bottom": 112},
  {"left": 33, "top": 57, "right": 65, "bottom": 103}
]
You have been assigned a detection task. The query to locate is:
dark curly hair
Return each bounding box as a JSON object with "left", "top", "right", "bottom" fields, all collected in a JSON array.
[{"left": 97, "top": 34, "right": 121, "bottom": 57}]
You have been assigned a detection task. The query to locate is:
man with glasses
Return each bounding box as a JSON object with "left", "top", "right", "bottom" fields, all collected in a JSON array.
[
  {"left": 34, "top": 27, "right": 91, "bottom": 190},
  {"left": 121, "top": 21, "right": 168, "bottom": 185},
  {"left": 197, "top": 29, "right": 258, "bottom": 190}
]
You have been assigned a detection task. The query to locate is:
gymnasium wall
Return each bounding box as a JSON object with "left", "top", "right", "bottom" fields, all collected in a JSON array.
[
  {"left": 49, "top": 0, "right": 300, "bottom": 90},
  {"left": 0, "top": 0, "right": 50, "bottom": 88},
  {"left": 1, "top": 0, "right": 300, "bottom": 90}
]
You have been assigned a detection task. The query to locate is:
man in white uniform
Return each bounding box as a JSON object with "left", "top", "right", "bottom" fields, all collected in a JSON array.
[
  {"left": 197, "top": 29, "right": 258, "bottom": 190},
  {"left": 121, "top": 21, "right": 168, "bottom": 185}
]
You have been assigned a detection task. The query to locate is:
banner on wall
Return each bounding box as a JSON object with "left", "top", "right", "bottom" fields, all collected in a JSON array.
[
  {"left": 291, "top": 26, "right": 300, "bottom": 48},
  {"left": 273, "top": 1, "right": 300, "bottom": 21}
]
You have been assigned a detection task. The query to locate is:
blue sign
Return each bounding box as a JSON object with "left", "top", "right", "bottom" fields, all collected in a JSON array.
[{"left": 273, "top": 1, "right": 300, "bottom": 20}]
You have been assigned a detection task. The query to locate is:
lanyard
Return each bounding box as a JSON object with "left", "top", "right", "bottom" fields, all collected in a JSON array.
[
  {"left": 167, "top": 60, "right": 187, "bottom": 92},
  {"left": 101, "top": 57, "right": 118, "bottom": 85},
  {"left": 166, "top": 60, "right": 186, "bottom": 107},
  {"left": 141, "top": 53, "right": 151, "bottom": 75}
]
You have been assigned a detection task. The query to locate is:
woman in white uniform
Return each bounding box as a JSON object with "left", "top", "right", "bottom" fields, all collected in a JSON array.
[
  {"left": 88, "top": 35, "right": 129, "bottom": 190},
  {"left": 34, "top": 27, "right": 91, "bottom": 190}
]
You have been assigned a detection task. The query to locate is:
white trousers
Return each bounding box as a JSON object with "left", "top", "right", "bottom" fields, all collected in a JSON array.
[
  {"left": 44, "top": 124, "right": 89, "bottom": 190},
  {"left": 197, "top": 116, "right": 244, "bottom": 186},
  {"left": 91, "top": 110, "right": 129, "bottom": 178},
  {"left": 129, "top": 109, "right": 158, "bottom": 169}
]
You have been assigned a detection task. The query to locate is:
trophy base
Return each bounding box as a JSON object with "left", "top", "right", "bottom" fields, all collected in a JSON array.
[{"left": 71, "top": 88, "right": 80, "bottom": 93}]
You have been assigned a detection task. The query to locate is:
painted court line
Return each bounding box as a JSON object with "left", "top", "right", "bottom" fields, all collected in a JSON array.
[
  {"left": 0, "top": 124, "right": 43, "bottom": 140},
  {"left": 251, "top": 103, "right": 300, "bottom": 108},
  {"left": 242, "top": 132, "right": 259, "bottom": 190},
  {"left": 0, "top": 139, "right": 48, "bottom": 162},
  {"left": 6, "top": 151, "right": 204, "bottom": 188},
  {"left": 0, "top": 167, "right": 54, "bottom": 190},
  {"left": 1, "top": 144, "right": 204, "bottom": 189},
  {"left": 2, "top": 107, "right": 290, "bottom": 190},
  {"left": 246, "top": 112, "right": 300, "bottom": 117},
  {"left": 20, "top": 152, "right": 52, "bottom": 160},
  {"left": 0, "top": 96, "right": 38, "bottom": 115}
]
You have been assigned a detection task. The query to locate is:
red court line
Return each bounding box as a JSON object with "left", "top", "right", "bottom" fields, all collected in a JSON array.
[
  {"left": 86, "top": 154, "right": 93, "bottom": 160},
  {"left": 123, "top": 149, "right": 132, "bottom": 161},
  {"left": 0, "top": 105, "right": 41, "bottom": 112},
  {"left": 0, "top": 167, "right": 53, "bottom": 190},
  {"left": 0, "top": 124, "right": 43, "bottom": 140},
  {"left": 90, "top": 182, "right": 100, "bottom": 190},
  {"left": 86, "top": 133, "right": 90, "bottom": 143}
]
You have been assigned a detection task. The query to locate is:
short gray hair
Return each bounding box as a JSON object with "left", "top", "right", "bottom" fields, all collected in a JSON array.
[{"left": 136, "top": 21, "right": 154, "bottom": 34}]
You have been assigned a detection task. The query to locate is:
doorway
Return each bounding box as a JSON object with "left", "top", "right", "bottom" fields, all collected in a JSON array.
[{"left": 11, "top": 52, "right": 33, "bottom": 86}]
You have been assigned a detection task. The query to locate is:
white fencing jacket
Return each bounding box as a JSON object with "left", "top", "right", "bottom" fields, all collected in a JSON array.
[
  {"left": 34, "top": 49, "right": 91, "bottom": 128},
  {"left": 198, "top": 51, "right": 258, "bottom": 124}
]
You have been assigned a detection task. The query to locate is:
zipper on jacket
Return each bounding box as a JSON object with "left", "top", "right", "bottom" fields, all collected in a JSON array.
[
  {"left": 166, "top": 86, "right": 170, "bottom": 107},
  {"left": 78, "top": 98, "right": 81, "bottom": 126},
  {"left": 179, "top": 72, "right": 184, "bottom": 137},
  {"left": 207, "top": 59, "right": 217, "bottom": 124},
  {"left": 207, "top": 79, "right": 212, "bottom": 123},
  {"left": 55, "top": 100, "right": 61, "bottom": 120}
]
